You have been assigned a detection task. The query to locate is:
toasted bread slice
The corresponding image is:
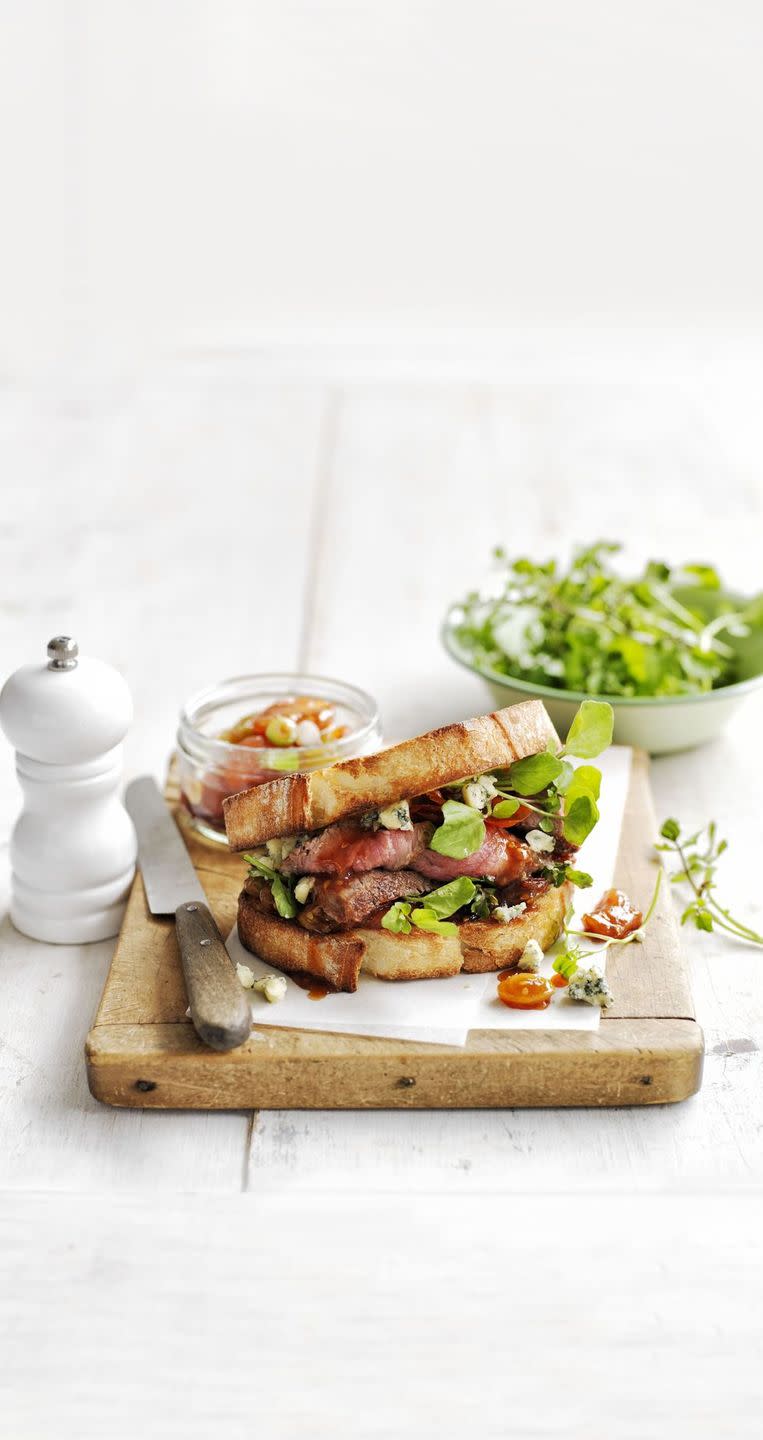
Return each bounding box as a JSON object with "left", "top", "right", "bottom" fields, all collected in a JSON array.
[
  {"left": 236, "top": 882, "right": 570, "bottom": 991},
  {"left": 224, "top": 699, "right": 558, "bottom": 850}
]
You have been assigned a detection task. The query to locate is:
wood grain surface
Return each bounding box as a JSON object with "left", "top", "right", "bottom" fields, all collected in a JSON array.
[
  {"left": 86, "top": 750, "right": 703, "bottom": 1108},
  {"left": 3, "top": 360, "right": 762, "bottom": 1440}
]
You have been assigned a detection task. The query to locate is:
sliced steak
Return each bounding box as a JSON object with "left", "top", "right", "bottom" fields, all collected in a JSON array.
[
  {"left": 298, "top": 870, "right": 432, "bottom": 934},
  {"left": 243, "top": 875, "right": 277, "bottom": 912},
  {"left": 281, "top": 821, "right": 432, "bottom": 877},
  {"left": 497, "top": 872, "right": 553, "bottom": 908},
  {"left": 413, "top": 827, "right": 539, "bottom": 886}
]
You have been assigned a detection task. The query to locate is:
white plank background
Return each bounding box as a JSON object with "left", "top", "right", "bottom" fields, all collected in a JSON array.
[{"left": 1, "top": 349, "right": 762, "bottom": 1434}]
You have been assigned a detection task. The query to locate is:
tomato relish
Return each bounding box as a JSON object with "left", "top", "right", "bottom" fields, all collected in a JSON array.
[
  {"left": 582, "top": 888, "right": 643, "bottom": 940},
  {"left": 220, "top": 696, "right": 348, "bottom": 749},
  {"left": 183, "top": 696, "right": 347, "bottom": 831},
  {"left": 497, "top": 973, "right": 555, "bottom": 1010},
  {"left": 177, "top": 678, "right": 381, "bottom": 843}
]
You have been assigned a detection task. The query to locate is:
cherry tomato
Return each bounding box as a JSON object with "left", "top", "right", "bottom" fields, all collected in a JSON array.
[
  {"left": 497, "top": 973, "right": 554, "bottom": 1010},
  {"left": 582, "top": 888, "right": 643, "bottom": 940},
  {"left": 488, "top": 802, "right": 534, "bottom": 829}
]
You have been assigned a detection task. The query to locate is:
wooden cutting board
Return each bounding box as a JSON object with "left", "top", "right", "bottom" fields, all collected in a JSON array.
[{"left": 86, "top": 751, "right": 702, "bottom": 1109}]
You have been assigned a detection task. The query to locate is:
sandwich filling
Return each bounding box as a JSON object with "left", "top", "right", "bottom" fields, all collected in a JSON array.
[{"left": 242, "top": 760, "right": 598, "bottom": 937}]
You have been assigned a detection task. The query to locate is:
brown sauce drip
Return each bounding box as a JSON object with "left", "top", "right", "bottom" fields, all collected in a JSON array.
[{"left": 290, "top": 972, "right": 332, "bottom": 1000}]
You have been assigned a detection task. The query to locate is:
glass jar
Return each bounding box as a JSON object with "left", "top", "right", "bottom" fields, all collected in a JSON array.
[{"left": 177, "top": 672, "right": 382, "bottom": 844}]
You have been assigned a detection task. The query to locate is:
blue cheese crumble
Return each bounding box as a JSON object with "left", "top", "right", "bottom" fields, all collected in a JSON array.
[{"left": 567, "top": 965, "right": 614, "bottom": 1009}]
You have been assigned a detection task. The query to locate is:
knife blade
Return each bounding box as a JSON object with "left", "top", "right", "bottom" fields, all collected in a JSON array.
[{"left": 125, "top": 777, "right": 251, "bottom": 1052}]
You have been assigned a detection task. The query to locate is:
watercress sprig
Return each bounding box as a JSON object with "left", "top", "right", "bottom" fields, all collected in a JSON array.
[
  {"left": 430, "top": 699, "right": 614, "bottom": 859},
  {"left": 492, "top": 699, "right": 613, "bottom": 848},
  {"left": 656, "top": 819, "right": 763, "bottom": 945},
  {"left": 451, "top": 541, "right": 761, "bottom": 698},
  {"left": 243, "top": 852, "right": 297, "bottom": 919},
  {"left": 382, "top": 877, "right": 477, "bottom": 936}
]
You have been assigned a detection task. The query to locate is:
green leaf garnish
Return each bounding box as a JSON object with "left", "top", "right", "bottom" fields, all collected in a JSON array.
[
  {"left": 410, "top": 908, "right": 458, "bottom": 936},
  {"left": 381, "top": 902, "right": 412, "bottom": 934},
  {"left": 506, "top": 751, "right": 563, "bottom": 796},
  {"left": 244, "top": 852, "right": 298, "bottom": 918},
  {"left": 552, "top": 951, "right": 580, "bottom": 979},
  {"left": 542, "top": 862, "right": 593, "bottom": 889},
  {"left": 564, "top": 764, "right": 601, "bottom": 805},
  {"left": 562, "top": 700, "right": 614, "bottom": 759},
  {"left": 243, "top": 852, "right": 277, "bottom": 881},
  {"left": 491, "top": 796, "right": 521, "bottom": 819},
  {"left": 553, "top": 761, "right": 575, "bottom": 795},
  {"left": 563, "top": 868, "right": 593, "bottom": 888},
  {"left": 562, "top": 794, "right": 600, "bottom": 847},
  {"left": 429, "top": 799, "right": 486, "bottom": 858},
  {"left": 381, "top": 879, "right": 477, "bottom": 935},
  {"left": 421, "top": 877, "right": 477, "bottom": 919},
  {"left": 469, "top": 883, "right": 496, "bottom": 919},
  {"left": 271, "top": 874, "right": 297, "bottom": 919}
]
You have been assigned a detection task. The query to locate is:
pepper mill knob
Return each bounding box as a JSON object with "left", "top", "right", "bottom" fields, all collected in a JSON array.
[
  {"left": 0, "top": 637, "right": 137, "bottom": 943},
  {"left": 47, "top": 635, "right": 79, "bottom": 670}
]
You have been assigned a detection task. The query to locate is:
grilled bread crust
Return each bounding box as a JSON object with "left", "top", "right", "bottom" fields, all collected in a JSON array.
[
  {"left": 236, "top": 882, "right": 571, "bottom": 992},
  {"left": 224, "top": 700, "right": 558, "bottom": 850}
]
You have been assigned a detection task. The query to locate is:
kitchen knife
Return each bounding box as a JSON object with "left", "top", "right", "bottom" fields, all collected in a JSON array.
[{"left": 125, "top": 776, "right": 251, "bottom": 1052}]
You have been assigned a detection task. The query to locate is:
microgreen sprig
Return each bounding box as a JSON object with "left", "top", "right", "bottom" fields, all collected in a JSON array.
[
  {"left": 545, "top": 876, "right": 653, "bottom": 1006},
  {"left": 656, "top": 819, "right": 763, "bottom": 946},
  {"left": 559, "top": 866, "right": 663, "bottom": 966}
]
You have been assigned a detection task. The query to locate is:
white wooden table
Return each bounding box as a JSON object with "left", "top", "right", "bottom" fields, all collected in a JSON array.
[{"left": 2, "top": 352, "right": 762, "bottom": 1437}]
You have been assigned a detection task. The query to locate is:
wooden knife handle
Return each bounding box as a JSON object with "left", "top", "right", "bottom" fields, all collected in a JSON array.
[{"left": 174, "top": 901, "right": 252, "bottom": 1052}]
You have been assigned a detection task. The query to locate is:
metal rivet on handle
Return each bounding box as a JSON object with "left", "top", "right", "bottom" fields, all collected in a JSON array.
[
  {"left": 186, "top": 904, "right": 198, "bottom": 912},
  {"left": 199, "top": 938, "right": 211, "bottom": 946}
]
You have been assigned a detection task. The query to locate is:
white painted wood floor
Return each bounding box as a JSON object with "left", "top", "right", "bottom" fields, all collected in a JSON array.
[{"left": 2, "top": 353, "right": 762, "bottom": 1437}]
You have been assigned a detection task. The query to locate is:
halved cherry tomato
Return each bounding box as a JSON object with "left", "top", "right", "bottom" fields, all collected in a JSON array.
[
  {"left": 582, "top": 888, "right": 643, "bottom": 940},
  {"left": 497, "top": 973, "right": 554, "bottom": 1010},
  {"left": 488, "top": 802, "right": 534, "bottom": 830}
]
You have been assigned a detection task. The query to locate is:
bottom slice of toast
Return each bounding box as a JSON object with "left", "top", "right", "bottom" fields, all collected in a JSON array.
[{"left": 236, "top": 883, "right": 571, "bottom": 992}]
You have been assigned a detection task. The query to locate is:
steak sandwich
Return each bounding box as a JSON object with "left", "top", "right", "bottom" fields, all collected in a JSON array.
[{"left": 223, "top": 699, "right": 609, "bottom": 993}]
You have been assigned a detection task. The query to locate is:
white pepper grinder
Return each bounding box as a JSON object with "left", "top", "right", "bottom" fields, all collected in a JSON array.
[{"left": 0, "top": 636, "right": 137, "bottom": 943}]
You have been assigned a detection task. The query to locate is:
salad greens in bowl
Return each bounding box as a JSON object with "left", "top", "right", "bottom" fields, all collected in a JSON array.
[{"left": 443, "top": 543, "right": 763, "bottom": 754}]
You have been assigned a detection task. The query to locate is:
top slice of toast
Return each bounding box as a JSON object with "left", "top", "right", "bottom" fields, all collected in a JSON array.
[{"left": 223, "top": 698, "right": 558, "bottom": 850}]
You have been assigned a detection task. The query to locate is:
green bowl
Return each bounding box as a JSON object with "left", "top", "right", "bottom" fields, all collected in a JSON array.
[{"left": 442, "top": 590, "right": 763, "bottom": 755}]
